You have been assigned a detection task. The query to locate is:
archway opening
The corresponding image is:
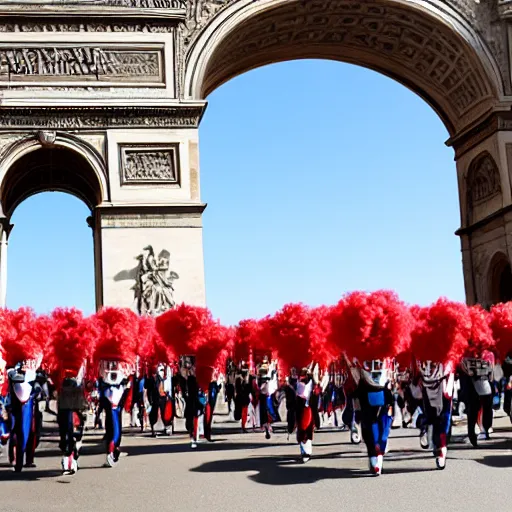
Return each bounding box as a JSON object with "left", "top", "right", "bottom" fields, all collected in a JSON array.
[
  {"left": 1, "top": 146, "right": 103, "bottom": 218},
  {"left": 2, "top": 145, "right": 103, "bottom": 313},
  {"left": 199, "top": 60, "right": 464, "bottom": 324},
  {"left": 489, "top": 254, "right": 512, "bottom": 306}
]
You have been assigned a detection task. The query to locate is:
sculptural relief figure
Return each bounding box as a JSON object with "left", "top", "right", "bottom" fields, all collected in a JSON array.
[{"left": 134, "top": 245, "right": 179, "bottom": 316}]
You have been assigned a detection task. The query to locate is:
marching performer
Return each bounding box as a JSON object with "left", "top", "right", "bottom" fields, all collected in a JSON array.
[
  {"left": 92, "top": 307, "right": 138, "bottom": 467},
  {"left": 6, "top": 357, "right": 47, "bottom": 472},
  {"left": 97, "top": 361, "right": 132, "bottom": 466},
  {"left": 459, "top": 350, "right": 494, "bottom": 446},
  {"left": 56, "top": 364, "right": 88, "bottom": 475},
  {"left": 146, "top": 363, "right": 174, "bottom": 437},
  {"left": 343, "top": 356, "right": 394, "bottom": 476},
  {"left": 256, "top": 356, "right": 280, "bottom": 439},
  {"left": 225, "top": 360, "right": 236, "bottom": 419},
  {"left": 46, "top": 307, "right": 96, "bottom": 475},
  {"left": 295, "top": 365, "right": 318, "bottom": 462},
  {"left": 413, "top": 359, "right": 454, "bottom": 469},
  {"left": 234, "top": 363, "right": 252, "bottom": 432},
  {"left": 181, "top": 357, "right": 204, "bottom": 449}
]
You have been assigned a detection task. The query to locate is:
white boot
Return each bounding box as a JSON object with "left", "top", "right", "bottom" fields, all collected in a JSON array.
[
  {"left": 436, "top": 447, "right": 447, "bottom": 470},
  {"left": 300, "top": 439, "right": 312, "bottom": 462}
]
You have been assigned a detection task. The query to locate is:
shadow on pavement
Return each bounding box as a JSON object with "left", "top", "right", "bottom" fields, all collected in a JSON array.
[
  {"left": 190, "top": 455, "right": 435, "bottom": 485},
  {"left": 0, "top": 467, "right": 62, "bottom": 481},
  {"left": 122, "top": 440, "right": 290, "bottom": 458},
  {"left": 475, "top": 454, "right": 512, "bottom": 468}
]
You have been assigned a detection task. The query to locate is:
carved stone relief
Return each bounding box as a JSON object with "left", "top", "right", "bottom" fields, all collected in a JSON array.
[
  {"left": 114, "top": 245, "right": 179, "bottom": 316},
  {"left": 467, "top": 152, "right": 502, "bottom": 205},
  {"left": 120, "top": 144, "right": 180, "bottom": 184},
  {"left": 0, "top": 47, "right": 163, "bottom": 84}
]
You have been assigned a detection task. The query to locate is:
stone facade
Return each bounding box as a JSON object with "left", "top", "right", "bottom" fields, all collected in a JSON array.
[{"left": 0, "top": 0, "right": 509, "bottom": 312}]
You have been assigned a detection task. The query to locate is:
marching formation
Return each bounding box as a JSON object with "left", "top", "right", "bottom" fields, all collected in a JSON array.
[{"left": 0, "top": 291, "right": 511, "bottom": 477}]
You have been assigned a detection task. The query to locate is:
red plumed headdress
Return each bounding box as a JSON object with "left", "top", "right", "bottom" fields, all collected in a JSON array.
[
  {"left": 310, "top": 305, "right": 337, "bottom": 369},
  {"left": 234, "top": 319, "right": 263, "bottom": 363},
  {"left": 0, "top": 308, "right": 47, "bottom": 367},
  {"left": 195, "top": 323, "right": 234, "bottom": 389},
  {"left": 137, "top": 315, "right": 172, "bottom": 369},
  {"left": 330, "top": 291, "right": 412, "bottom": 361},
  {"left": 47, "top": 308, "right": 99, "bottom": 379},
  {"left": 155, "top": 303, "right": 215, "bottom": 357},
  {"left": 92, "top": 307, "right": 138, "bottom": 365},
  {"left": 410, "top": 298, "right": 471, "bottom": 364},
  {"left": 490, "top": 302, "right": 512, "bottom": 359},
  {"left": 267, "top": 303, "right": 314, "bottom": 376},
  {"left": 466, "top": 305, "right": 495, "bottom": 357}
]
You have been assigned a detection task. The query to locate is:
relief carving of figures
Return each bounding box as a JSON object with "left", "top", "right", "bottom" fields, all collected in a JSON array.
[
  {"left": 0, "top": 47, "right": 161, "bottom": 82},
  {"left": 183, "top": 0, "right": 233, "bottom": 46},
  {"left": 122, "top": 148, "right": 178, "bottom": 183},
  {"left": 467, "top": 152, "right": 501, "bottom": 205},
  {"left": 134, "top": 245, "right": 179, "bottom": 316}
]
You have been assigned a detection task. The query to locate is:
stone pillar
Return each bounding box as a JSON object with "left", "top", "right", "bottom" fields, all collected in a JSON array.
[
  {"left": 93, "top": 126, "right": 207, "bottom": 314},
  {"left": 94, "top": 204, "right": 206, "bottom": 313},
  {"left": 450, "top": 112, "right": 512, "bottom": 307}
]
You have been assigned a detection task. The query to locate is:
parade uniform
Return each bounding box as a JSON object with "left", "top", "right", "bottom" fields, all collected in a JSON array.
[
  {"left": 7, "top": 361, "right": 45, "bottom": 472},
  {"left": 416, "top": 362, "right": 454, "bottom": 469},
  {"left": 346, "top": 363, "right": 393, "bottom": 475},
  {"left": 295, "top": 369, "right": 317, "bottom": 462},
  {"left": 57, "top": 369, "right": 88, "bottom": 475},
  {"left": 146, "top": 365, "right": 174, "bottom": 437},
  {"left": 97, "top": 361, "right": 131, "bottom": 467}
]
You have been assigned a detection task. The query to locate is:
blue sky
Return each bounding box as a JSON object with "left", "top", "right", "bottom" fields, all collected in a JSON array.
[{"left": 7, "top": 60, "right": 465, "bottom": 325}]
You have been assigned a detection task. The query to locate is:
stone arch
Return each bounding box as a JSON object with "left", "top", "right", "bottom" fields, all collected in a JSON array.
[
  {"left": 185, "top": 0, "right": 502, "bottom": 135},
  {"left": 0, "top": 132, "right": 108, "bottom": 218},
  {"left": 488, "top": 251, "right": 512, "bottom": 306},
  {"left": 466, "top": 151, "right": 503, "bottom": 225}
]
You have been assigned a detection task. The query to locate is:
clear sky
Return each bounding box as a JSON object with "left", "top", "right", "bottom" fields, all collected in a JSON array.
[{"left": 6, "top": 60, "right": 465, "bottom": 325}]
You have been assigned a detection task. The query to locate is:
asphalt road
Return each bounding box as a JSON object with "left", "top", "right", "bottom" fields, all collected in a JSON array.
[{"left": 1, "top": 410, "right": 511, "bottom": 512}]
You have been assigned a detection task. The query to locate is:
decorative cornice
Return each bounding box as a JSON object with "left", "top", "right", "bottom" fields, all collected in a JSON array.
[
  {"left": 97, "top": 203, "right": 207, "bottom": 215},
  {"left": 446, "top": 109, "right": 512, "bottom": 159},
  {"left": 455, "top": 203, "right": 512, "bottom": 236},
  {"left": 0, "top": 0, "right": 186, "bottom": 20},
  {"left": 0, "top": 104, "right": 206, "bottom": 129},
  {"left": 96, "top": 202, "right": 207, "bottom": 227}
]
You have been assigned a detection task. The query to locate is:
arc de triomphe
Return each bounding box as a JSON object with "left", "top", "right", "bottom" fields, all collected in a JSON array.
[{"left": 0, "top": 0, "right": 510, "bottom": 314}]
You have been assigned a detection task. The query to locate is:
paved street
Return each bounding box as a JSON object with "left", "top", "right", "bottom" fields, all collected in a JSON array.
[{"left": 1, "top": 410, "right": 512, "bottom": 512}]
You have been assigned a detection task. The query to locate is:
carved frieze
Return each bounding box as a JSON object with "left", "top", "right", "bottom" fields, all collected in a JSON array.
[
  {"left": 0, "top": 23, "right": 174, "bottom": 33},
  {"left": 0, "top": 106, "right": 204, "bottom": 129},
  {"left": 468, "top": 152, "right": 502, "bottom": 205},
  {"left": 120, "top": 144, "right": 180, "bottom": 185},
  {"left": 198, "top": 2, "right": 492, "bottom": 119},
  {"left": 0, "top": 46, "right": 163, "bottom": 84}
]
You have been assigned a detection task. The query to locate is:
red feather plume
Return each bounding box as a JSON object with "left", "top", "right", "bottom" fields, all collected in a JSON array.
[
  {"left": 466, "top": 305, "right": 495, "bottom": 357},
  {"left": 137, "top": 315, "right": 172, "bottom": 369},
  {"left": 234, "top": 319, "right": 262, "bottom": 363},
  {"left": 490, "top": 302, "right": 512, "bottom": 359},
  {"left": 92, "top": 307, "right": 138, "bottom": 365},
  {"left": 195, "top": 323, "right": 234, "bottom": 389},
  {"left": 310, "top": 305, "right": 337, "bottom": 369},
  {"left": 329, "top": 291, "right": 412, "bottom": 361},
  {"left": 155, "top": 304, "right": 214, "bottom": 357},
  {"left": 0, "top": 308, "right": 47, "bottom": 367},
  {"left": 267, "top": 303, "right": 313, "bottom": 377},
  {"left": 410, "top": 298, "right": 471, "bottom": 364},
  {"left": 47, "top": 307, "right": 99, "bottom": 379}
]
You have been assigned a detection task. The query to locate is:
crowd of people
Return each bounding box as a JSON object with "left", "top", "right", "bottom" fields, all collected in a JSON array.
[{"left": 0, "top": 292, "right": 512, "bottom": 477}]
